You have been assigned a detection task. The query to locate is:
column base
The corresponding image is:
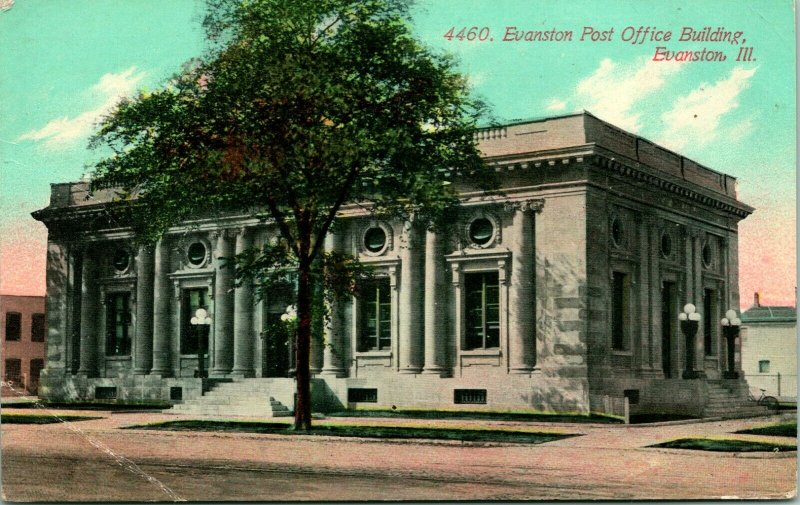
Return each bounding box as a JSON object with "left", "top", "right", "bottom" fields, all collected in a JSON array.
[
  {"left": 133, "top": 369, "right": 151, "bottom": 376},
  {"left": 509, "top": 366, "right": 534, "bottom": 375},
  {"left": 398, "top": 367, "right": 422, "bottom": 375},
  {"left": 320, "top": 368, "right": 346, "bottom": 378},
  {"left": 421, "top": 366, "right": 448, "bottom": 377},
  {"left": 149, "top": 369, "right": 172, "bottom": 378},
  {"left": 209, "top": 368, "right": 232, "bottom": 377},
  {"left": 230, "top": 369, "right": 255, "bottom": 379}
]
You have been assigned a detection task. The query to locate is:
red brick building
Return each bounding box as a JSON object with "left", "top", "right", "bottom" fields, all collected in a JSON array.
[{"left": 1, "top": 295, "right": 46, "bottom": 396}]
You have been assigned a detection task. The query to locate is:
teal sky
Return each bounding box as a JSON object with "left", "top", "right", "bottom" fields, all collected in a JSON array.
[{"left": 0, "top": 0, "right": 795, "bottom": 306}]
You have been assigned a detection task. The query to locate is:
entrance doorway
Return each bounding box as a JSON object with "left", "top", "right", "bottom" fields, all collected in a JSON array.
[
  {"left": 263, "top": 312, "right": 294, "bottom": 378},
  {"left": 661, "top": 282, "right": 676, "bottom": 378}
]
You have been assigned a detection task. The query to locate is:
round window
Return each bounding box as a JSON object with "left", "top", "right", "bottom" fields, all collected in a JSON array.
[
  {"left": 112, "top": 249, "right": 130, "bottom": 272},
  {"left": 364, "top": 227, "right": 387, "bottom": 253},
  {"left": 660, "top": 232, "right": 672, "bottom": 258},
  {"left": 611, "top": 218, "right": 623, "bottom": 246},
  {"left": 469, "top": 218, "right": 494, "bottom": 246},
  {"left": 187, "top": 242, "right": 207, "bottom": 266},
  {"left": 702, "top": 243, "right": 712, "bottom": 267}
]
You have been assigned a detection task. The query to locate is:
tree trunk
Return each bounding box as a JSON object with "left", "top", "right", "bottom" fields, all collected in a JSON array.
[{"left": 294, "top": 257, "right": 313, "bottom": 431}]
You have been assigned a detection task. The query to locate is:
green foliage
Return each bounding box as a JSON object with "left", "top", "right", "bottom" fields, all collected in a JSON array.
[
  {"left": 651, "top": 438, "right": 797, "bottom": 452},
  {"left": 88, "top": 0, "right": 493, "bottom": 429},
  {"left": 90, "top": 0, "right": 490, "bottom": 254},
  {"left": 125, "top": 419, "right": 576, "bottom": 444},
  {"left": 735, "top": 422, "right": 797, "bottom": 438}
]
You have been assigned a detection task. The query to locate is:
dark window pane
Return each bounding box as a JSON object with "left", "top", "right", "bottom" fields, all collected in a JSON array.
[
  {"left": 359, "top": 278, "right": 391, "bottom": 351},
  {"left": 612, "top": 272, "right": 626, "bottom": 350},
  {"left": 181, "top": 288, "right": 209, "bottom": 354},
  {"left": 4, "top": 359, "right": 21, "bottom": 384},
  {"left": 5, "top": 312, "right": 21, "bottom": 341},
  {"left": 105, "top": 293, "right": 131, "bottom": 356},
  {"left": 464, "top": 272, "right": 500, "bottom": 350},
  {"left": 31, "top": 313, "right": 45, "bottom": 342}
]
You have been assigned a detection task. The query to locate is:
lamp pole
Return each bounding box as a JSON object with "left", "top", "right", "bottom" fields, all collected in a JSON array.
[
  {"left": 191, "top": 308, "right": 211, "bottom": 379},
  {"left": 721, "top": 309, "right": 742, "bottom": 379},
  {"left": 678, "top": 303, "right": 705, "bottom": 379}
]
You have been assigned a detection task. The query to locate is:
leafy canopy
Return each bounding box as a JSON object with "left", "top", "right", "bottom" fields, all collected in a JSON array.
[{"left": 90, "top": 0, "right": 489, "bottom": 267}]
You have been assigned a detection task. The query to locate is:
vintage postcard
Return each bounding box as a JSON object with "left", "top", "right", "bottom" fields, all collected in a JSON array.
[{"left": 0, "top": 0, "right": 796, "bottom": 501}]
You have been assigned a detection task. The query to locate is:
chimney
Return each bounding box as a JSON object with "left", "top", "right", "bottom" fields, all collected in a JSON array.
[{"left": 754, "top": 292, "right": 760, "bottom": 307}]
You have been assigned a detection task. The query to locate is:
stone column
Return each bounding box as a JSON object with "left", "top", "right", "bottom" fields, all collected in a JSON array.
[
  {"left": 693, "top": 233, "right": 705, "bottom": 364},
  {"left": 398, "top": 220, "right": 424, "bottom": 374},
  {"left": 321, "top": 232, "right": 346, "bottom": 377},
  {"left": 637, "top": 214, "right": 652, "bottom": 372},
  {"left": 133, "top": 245, "right": 155, "bottom": 375},
  {"left": 77, "top": 249, "right": 98, "bottom": 376},
  {"left": 151, "top": 239, "right": 172, "bottom": 376},
  {"left": 422, "top": 229, "right": 447, "bottom": 376},
  {"left": 649, "top": 222, "right": 663, "bottom": 373},
  {"left": 232, "top": 229, "right": 255, "bottom": 377},
  {"left": 211, "top": 230, "right": 234, "bottom": 375},
  {"left": 509, "top": 202, "right": 537, "bottom": 373}
]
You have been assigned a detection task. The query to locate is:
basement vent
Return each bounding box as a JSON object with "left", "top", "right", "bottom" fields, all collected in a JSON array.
[
  {"left": 170, "top": 387, "right": 183, "bottom": 401},
  {"left": 454, "top": 389, "right": 487, "bottom": 405},
  {"left": 95, "top": 386, "right": 118, "bottom": 400},
  {"left": 348, "top": 388, "right": 378, "bottom": 403},
  {"left": 623, "top": 389, "right": 640, "bottom": 405}
]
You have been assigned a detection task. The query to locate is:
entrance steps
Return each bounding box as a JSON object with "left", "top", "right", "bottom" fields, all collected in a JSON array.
[
  {"left": 703, "top": 379, "right": 772, "bottom": 418},
  {"left": 169, "top": 378, "right": 295, "bottom": 418}
]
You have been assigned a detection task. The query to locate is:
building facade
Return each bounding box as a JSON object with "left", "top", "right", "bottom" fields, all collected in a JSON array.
[
  {"left": 740, "top": 293, "right": 797, "bottom": 401},
  {"left": 1, "top": 295, "right": 47, "bottom": 396},
  {"left": 32, "top": 112, "right": 754, "bottom": 417}
]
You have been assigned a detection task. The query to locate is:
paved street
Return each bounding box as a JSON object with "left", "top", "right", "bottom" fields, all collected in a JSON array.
[{"left": 1, "top": 409, "right": 796, "bottom": 501}]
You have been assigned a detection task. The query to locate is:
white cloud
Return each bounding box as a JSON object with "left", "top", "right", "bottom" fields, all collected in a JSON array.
[
  {"left": 18, "top": 66, "right": 146, "bottom": 149},
  {"left": 545, "top": 98, "right": 567, "bottom": 112},
  {"left": 0, "top": 0, "right": 14, "bottom": 12},
  {"left": 658, "top": 67, "right": 757, "bottom": 150},
  {"left": 571, "top": 57, "right": 683, "bottom": 132}
]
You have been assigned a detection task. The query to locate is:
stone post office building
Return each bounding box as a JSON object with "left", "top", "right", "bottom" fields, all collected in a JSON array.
[{"left": 33, "top": 112, "right": 756, "bottom": 418}]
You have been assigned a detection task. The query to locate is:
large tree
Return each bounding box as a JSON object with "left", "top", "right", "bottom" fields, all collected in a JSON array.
[{"left": 90, "top": 0, "right": 488, "bottom": 430}]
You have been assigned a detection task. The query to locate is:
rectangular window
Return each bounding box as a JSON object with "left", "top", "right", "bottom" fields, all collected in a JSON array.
[
  {"left": 703, "top": 289, "right": 715, "bottom": 356},
  {"left": 105, "top": 293, "right": 132, "bottom": 356},
  {"left": 4, "top": 359, "right": 21, "bottom": 385},
  {"left": 347, "top": 388, "right": 378, "bottom": 403},
  {"left": 759, "top": 360, "right": 770, "bottom": 373},
  {"left": 359, "top": 278, "right": 392, "bottom": 352},
  {"left": 611, "top": 272, "right": 629, "bottom": 350},
  {"left": 464, "top": 272, "right": 500, "bottom": 350},
  {"left": 5, "top": 312, "right": 21, "bottom": 341},
  {"left": 181, "top": 288, "right": 209, "bottom": 355},
  {"left": 31, "top": 313, "right": 45, "bottom": 342},
  {"left": 454, "top": 389, "right": 487, "bottom": 404}
]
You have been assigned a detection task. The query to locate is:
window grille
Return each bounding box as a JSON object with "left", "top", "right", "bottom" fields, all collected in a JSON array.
[{"left": 454, "top": 389, "right": 487, "bottom": 404}]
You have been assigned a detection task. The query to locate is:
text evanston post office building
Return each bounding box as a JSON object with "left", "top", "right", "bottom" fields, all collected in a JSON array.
[{"left": 32, "top": 112, "right": 759, "bottom": 418}]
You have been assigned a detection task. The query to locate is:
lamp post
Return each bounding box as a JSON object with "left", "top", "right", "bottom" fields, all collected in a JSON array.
[
  {"left": 191, "top": 308, "right": 211, "bottom": 379},
  {"left": 721, "top": 309, "right": 742, "bottom": 379},
  {"left": 678, "top": 303, "right": 705, "bottom": 379}
]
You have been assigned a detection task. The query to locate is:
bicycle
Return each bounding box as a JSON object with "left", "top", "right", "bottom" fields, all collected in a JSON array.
[{"left": 749, "top": 388, "right": 780, "bottom": 411}]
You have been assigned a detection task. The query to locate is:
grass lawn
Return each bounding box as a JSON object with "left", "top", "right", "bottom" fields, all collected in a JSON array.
[
  {"left": 649, "top": 438, "right": 797, "bottom": 452},
  {"left": 124, "top": 419, "right": 578, "bottom": 444},
  {"left": 2, "top": 413, "right": 103, "bottom": 424},
  {"left": 1, "top": 401, "right": 170, "bottom": 411},
  {"left": 735, "top": 422, "right": 797, "bottom": 438},
  {"left": 327, "top": 409, "right": 622, "bottom": 424}
]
